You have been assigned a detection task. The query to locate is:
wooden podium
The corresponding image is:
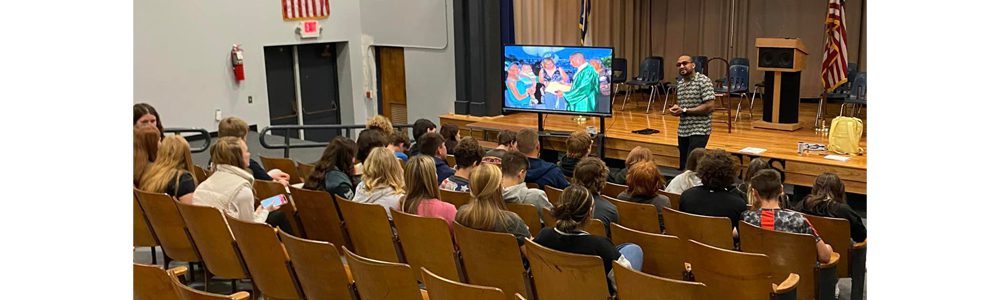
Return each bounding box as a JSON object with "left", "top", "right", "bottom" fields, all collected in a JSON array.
[{"left": 752, "top": 38, "right": 807, "bottom": 131}]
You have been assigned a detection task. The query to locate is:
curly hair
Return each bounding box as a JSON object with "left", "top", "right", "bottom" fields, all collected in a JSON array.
[
  {"left": 453, "top": 137, "right": 484, "bottom": 169},
  {"left": 366, "top": 115, "right": 395, "bottom": 136},
  {"left": 695, "top": 149, "right": 738, "bottom": 190},
  {"left": 573, "top": 157, "right": 609, "bottom": 195}
]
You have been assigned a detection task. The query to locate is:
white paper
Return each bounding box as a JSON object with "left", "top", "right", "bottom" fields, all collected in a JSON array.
[
  {"left": 738, "top": 147, "right": 767, "bottom": 155},
  {"left": 824, "top": 155, "right": 850, "bottom": 162}
]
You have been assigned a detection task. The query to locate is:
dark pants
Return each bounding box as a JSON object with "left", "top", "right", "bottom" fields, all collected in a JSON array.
[
  {"left": 678, "top": 134, "right": 710, "bottom": 170},
  {"left": 266, "top": 210, "right": 293, "bottom": 234}
]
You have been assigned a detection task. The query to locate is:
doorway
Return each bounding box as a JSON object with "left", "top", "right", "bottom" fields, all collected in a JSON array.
[{"left": 264, "top": 43, "right": 343, "bottom": 142}]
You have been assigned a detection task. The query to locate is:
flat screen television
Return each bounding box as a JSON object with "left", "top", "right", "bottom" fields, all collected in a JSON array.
[{"left": 502, "top": 45, "right": 614, "bottom": 117}]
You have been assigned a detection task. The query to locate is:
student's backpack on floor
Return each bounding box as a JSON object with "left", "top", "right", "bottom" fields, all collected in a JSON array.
[{"left": 828, "top": 116, "right": 864, "bottom": 155}]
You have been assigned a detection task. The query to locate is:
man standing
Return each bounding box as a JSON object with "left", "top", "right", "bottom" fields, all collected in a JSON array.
[
  {"left": 668, "top": 55, "right": 715, "bottom": 170},
  {"left": 556, "top": 52, "right": 599, "bottom": 112}
]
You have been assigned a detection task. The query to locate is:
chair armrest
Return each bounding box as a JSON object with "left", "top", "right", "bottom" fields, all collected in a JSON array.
[
  {"left": 772, "top": 273, "right": 799, "bottom": 294},
  {"left": 230, "top": 291, "right": 251, "bottom": 300},
  {"left": 166, "top": 266, "right": 189, "bottom": 278},
  {"left": 819, "top": 252, "right": 840, "bottom": 269},
  {"left": 852, "top": 239, "right": 868, "bottom": 250}
]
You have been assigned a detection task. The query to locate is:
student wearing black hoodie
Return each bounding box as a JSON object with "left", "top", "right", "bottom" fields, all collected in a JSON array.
[
  {"left": 516, "top": 128, "right": 570, "bottom": 190},
  {"left": 558, "top": 130, "right": 592, "bottom": 177}
]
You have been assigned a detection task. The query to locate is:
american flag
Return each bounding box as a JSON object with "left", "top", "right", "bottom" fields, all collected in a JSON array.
[
  {"left": 282, "top": 0, "right": 330, "bottom": 21},
  {"left": 579, "top": 0, "right": 592, "bottom": 46},
  {"left": 821, "top": 0, "right": 849, "bottom": 93}
]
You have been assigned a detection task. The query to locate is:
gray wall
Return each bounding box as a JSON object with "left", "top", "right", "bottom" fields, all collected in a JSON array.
[{"left": 135, "top": 0, "right": 455, "bottom": 131}]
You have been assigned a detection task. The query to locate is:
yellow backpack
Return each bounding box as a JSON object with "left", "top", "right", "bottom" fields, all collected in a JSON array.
[{"left": 828, "top": 116, "right": 864, "bottom": 155}]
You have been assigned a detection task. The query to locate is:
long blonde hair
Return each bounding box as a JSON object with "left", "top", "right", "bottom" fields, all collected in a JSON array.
[
  {"left": 133, "top": 126, "right": 160, "bottom": 186},
  {"left": 140, "top": 135, "right": 198, "bottom": 194},
  {"left": 362, "top": 147, "right": 405, "bottom": 194},
  {"left": 402, "top": 155, "right": 441, "bottom": 214},
  {"left": 455, "top": 164, "right": 509, "bottom": 231}
]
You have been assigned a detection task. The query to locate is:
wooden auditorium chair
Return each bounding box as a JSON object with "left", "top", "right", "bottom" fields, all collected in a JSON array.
[
  {"left": 439, "top": 189, "right": 471, "bottom": 208},
  {"left": 168, "top": 267, "right": 252, "bottom": 300},
  {"left": 226, "top": 215, "right": 303, "bottom": 299},
  {"left": 343, "top": 247, "right": 429, "bottom": 300},
  {"left": 259, "top": 156, "right": 303, "bottom": 185},
  {"left": 134, "top": 189, "right": 160, "bottom": 264},
  {"left": 295, "top": 161, "right": 315, "bottom": 184},
  {"left": 543, "top": 185, "right": 563, "bottom": 206},
  {"left": 175, "top": 202, "right": 252, "bottom": 293},
  {"left": 252, "top": 179, "right": 303, "bottom": 236},
  {"left": 739, "top": 222, "right": 840, "bottom": 300},
  {"left": 335, "top": 195, "right": 403, "bottom": 263},
  {"left": 612, "top": 261, "right": 707, "bottom": 300},
  {"left": 687, "top": 240, "right": 800, "bottom": 300},
  {"left": 610, "top": 223, "right": 686, "bottom": 279},
  {"left": 656, "top": 190, "right": 681, "bottom": 210},
  {"left": 422, "top": 267, "right": 507, "bottom": 300},
  {"left": 803, "top": 214, "right": 867, "bottom": 299},
  {"left": 134, "top": 263, "right": 185, "bottom": 300},
  {"left": 601, "top": 182, "right": 628, "bottom": 198},
  {"left": 452, "top": 222, "right": 532, "bottom": 300},
  {"left": 662, "top": 207, "right": 735, "bottom": 250},
  {"left": 288, "top": 186, "right": 352, "bottom": 251},
  {"left": 278, "top": 229, "right": 355, "bottom": 300},
  {"left": 135, "top": 190, "right": 202, "bottom": 274},
  {"left": 524, "top": 239, "right": 610, "bottom": 300},
  {"left": 391, "top": 209, "right": 464, "bottom": 282},
  {"left": 506, "top": 202, "right": 544, "bottom": 236},
  {"left": 541, "top": 207, "right": 606, "bottom": 237},
  {"left": 605, "top": 195, "right": 662, "bottom": 234},
  {"left": 192, "top": 165, "right": 209, "bottom": 184}
]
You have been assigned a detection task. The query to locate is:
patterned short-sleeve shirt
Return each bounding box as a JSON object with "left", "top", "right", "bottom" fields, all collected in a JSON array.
[
  {"left": 676, "top": 72, "right": 716, "bottom": 137},
  {"left": 741, "top": 208, "right": 822, "bottom": 242}
]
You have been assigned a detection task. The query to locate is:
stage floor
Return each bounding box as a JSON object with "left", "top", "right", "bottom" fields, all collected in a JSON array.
[{"left": 441, "top": 98, "right": 867, "bottom": 194}]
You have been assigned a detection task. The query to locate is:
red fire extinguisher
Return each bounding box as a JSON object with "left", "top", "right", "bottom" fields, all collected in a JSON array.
[{"left": 231, "top": 44, "right": 245, "bottom": 82}]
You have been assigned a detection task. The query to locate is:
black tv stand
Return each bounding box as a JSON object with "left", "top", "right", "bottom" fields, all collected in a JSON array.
[{"left": 535, "top": 112, "right": 607, "bottom": 159}]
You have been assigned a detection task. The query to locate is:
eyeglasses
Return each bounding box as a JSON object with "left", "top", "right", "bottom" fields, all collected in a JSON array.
[{"left": 676, "top": 61, "right": 691, "bottom": 67}]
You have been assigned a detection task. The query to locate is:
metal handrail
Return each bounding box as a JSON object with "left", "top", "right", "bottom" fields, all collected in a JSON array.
[
  {"left": 259, "top": 123, "right": 415, "bottom": 158},
  {"left": 163, "top": 127, "right": 212, "bottom": 153}
]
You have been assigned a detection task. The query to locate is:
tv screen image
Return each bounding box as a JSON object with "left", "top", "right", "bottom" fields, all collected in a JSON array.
[{"left": 502, "top": 45, "right": 613, "bottom": 116}]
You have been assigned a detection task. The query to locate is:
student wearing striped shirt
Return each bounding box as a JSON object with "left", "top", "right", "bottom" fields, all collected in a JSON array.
[{"left": 741, "top": 169, "right": 834, "bottom": 264}]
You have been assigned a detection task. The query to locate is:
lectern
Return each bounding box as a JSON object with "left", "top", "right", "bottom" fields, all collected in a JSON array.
[{"left": 753, "top": 38, "right": 807, "bottom": 131}]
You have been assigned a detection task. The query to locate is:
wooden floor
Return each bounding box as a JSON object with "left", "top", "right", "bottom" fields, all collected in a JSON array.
[{"left": 441, "top": 94, "right": 867, "bottom": 194}]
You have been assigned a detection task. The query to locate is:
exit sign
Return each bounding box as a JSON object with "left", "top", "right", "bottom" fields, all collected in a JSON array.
[{"left": 298, "top": 20, "right": 321, "bottom": 38}]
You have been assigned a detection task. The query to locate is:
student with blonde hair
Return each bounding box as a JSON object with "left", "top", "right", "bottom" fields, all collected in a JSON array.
[
  {"left": 402, "top": 155, "right": 457, "bottom": 226},
  {"left": 365, "top": 115, "right": 395, "bottom": 136},
  {"left": 353, "top": 147, "right": 405, "bottom": 217},
  {"left": 139, "top": 135, "right": 199, "bottom": 204},
  {"left": 133, "top": 126, "right": 160, "bottom": 186},
  {"left": 455, "top": 164, "right": 532, "bottom": 245}
]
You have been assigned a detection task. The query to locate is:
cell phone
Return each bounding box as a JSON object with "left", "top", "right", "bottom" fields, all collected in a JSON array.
[{"left": 260, "top": 194, "right": 288, "bottom": 208}]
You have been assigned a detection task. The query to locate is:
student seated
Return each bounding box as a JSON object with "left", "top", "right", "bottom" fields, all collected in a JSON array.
[
  {"left": 608, "top": 146, "right": 653, "bottom": 185},
  {"left": 741, "top": 169, "right": 834, "bottom": 263},
  {"left": 533, "top": 184, "right": 644, "bottom": 295},
  {"left": 218, "top": 117, "right": 291, "bottom": 184},
  {"left": 441, "top": 137, "right": 484, "bottom": 192},
  {"left": 574, "top": 157, "right": 618, "bottom": 235},
  {"left": 616, "top": 161, "right": 670, "bottom": 228},
  {"left": 365, "top": 115, "right": 395, "bottom": 136},
  {"left": 482, "top": 148, "right": 506, "bottom": 166},
  {"left": 733, "top": 157, "right": 770, "bottom": 203},
  {"left": 664, "top": 148, "right": 707, "bottom": 194},
  {"left": 303, "top": 136, "right": 358, "bottom": 200},
  {"left": 133, "top": 126, "right": 160, "bottom": 187},
  {"left": 139, "top": 135, "right": 198, "bottom": 204},
  {"left": 517, "top": 128, "right": 570, "bottom": 189},
  {"left": 418, "top": 132, "right": 455, "bottom": 185},
  {"left": 409, "top": 118, "right": 437, "bottom": 156},
  {"left": 352, "top": 147, "right": 405, "bottom": 217},
  {"left": 558, "top": 130, "right": 592, "bottom": 177},
  {"left": 679, "top": 149, "right": 747, "bottom": 229},
  {"left": 388, "top": 131, "right": 410, "bottom": 162},
  {"left": 455, "top": 164, "right": 532, "bottom": 245},
  {"left": 401, "top": 155, "right": 457, "bottom": 226},
  {"left": 193, "top": 137, "right": 277, "bottom": 223},
  {"left": 796, "top": 173, "right": 867, "bottom": 243},
  {"left": 500, "top": 151, "right": 552, "bottom": 216},
  {"left": 134, "top": 103, "right": 163, "bottom": 137},
  {"left": 440, "top": 124, "right": 461, "bottom": 155},
  {"left": 495, "top": 129, "right": 517, "bottom": 151}
]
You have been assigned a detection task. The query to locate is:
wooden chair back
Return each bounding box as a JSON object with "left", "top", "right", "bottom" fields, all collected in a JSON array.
[
  {"left": 134, "top": 263, "right": 181, "bottom": 300},
  {"left": 135, "top": 190, "right": 201, "bottom": 263},
  {"left": 439, "top": 189, "right": 471, "bottom": 208},
  {"left": 662, "top": 207, "right": 734, "bottom": 250},
  {"left": 423, "top": 267, "right": 505, "bottom": 300},
  {"left": 289, "top": 187, "right": 351, "bottom": 250},
  {"left": 175, "top": 202, "right": 249, "bottom": 280},
  {"left": 259, "top": 156, "right": 303, "bottom": 185},
  {"left": 506, "top": 203, "right": 542, "bottom": 236},
  {"left": 225, "top": 215, "right": 302, "bottom": 300},
  {"left": 134, "top": 190, "right": 158, "bottom": 248},
  {"left": 612, "top": 261, "right": 706, "bottom": 300},
  {"left": 687, "top": 239, "right": 790, "bottom": 300},
  {"left": 656, "top": 190, "right": 681, "bottom": 210},
  {"left": 392, "top": 209, "right": 462, "bottom": 282},
  {"left": 343, "top": 247, "right": 426, "bottom": 300},
  {"left": 253, "top": 179, "right": 287, "bottom": 202},
  {"left": 523, "top": 239, "right": 610, "bottom": 300},
  {"left": 601, "top": 182, "right": 628, "bottom": 198},
  {"left": 336, "top": 195, "right": 402, "bottom": 263},
  {"left": 604, "top": 195, "right": 661, "bottom": 234},
  {"left": 446, "top": 154, "right": 457, "bottom": 167},
  {"left": 278, "top": 229, "right": 354, "bottom": 300},
  {"left": 452, "top": 222, "right": 530, "bottom": 300},
  {"left": 541, "top": 207, "right": 605, "bottom": 237},
  {"left": 252, "top": 180, "right": 304, "bottom": 236},
  {"left": 296, "top": 161, "right": 315, "bottom": 183},
  {"left": 193, "top": 165, "right": 209, "bottom": 184},
  {"left": 610, "top": 223, "right": 685, "bottom": 280},
  {"left": 739, "top": 221, "right": 821, "bottom": 300},
  {"left": 525, "top": 182, "right": 540, "bottom": 189},
  {"left": 803, "top": 214, "right": 852, "bottom": 278},
  {"left": 543, "top": 185, "right": 562, "bottom": 206},
  {"left": 169, "top": 269, "right": 251, "bottom": 300}
]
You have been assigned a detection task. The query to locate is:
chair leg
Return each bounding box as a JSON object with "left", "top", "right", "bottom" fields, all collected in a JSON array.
[
  {"left": 622, "top": 86, "right": 632, "bottom": 111},
  {"left": 150, "top": 246, "right": 157, "bottom": 265},
  {"left": 645, "top": 86, "right": 657, "bottom": 113},
  {"left": 662, "top": 86, "right": 673, "bottom": 114},
  {"left": 231, "top": 279, "right": 238, "bottom": 294},
  {"left": 203, "top": 267, "right": 211, "bottom": 291},
  {"left": 735, "top": 95, "right": 744, "bottom": 122},
  {"left": 839, "top": 102, "right": 847, "bottom": 116}
]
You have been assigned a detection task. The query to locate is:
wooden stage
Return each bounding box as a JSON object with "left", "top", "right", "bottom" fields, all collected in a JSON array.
[{"left": 440, "top": 101, "right": 867, "bottom": 195}]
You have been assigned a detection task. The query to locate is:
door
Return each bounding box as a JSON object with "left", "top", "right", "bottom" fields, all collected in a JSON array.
[
  {"left": 376, "top": 47, "right": 408, "bottom": 125},
  {"left": 264, "top": 45, "right": 300, "bottom": 139},
  {"left": 298, "top": 43, "right": 342, "bottom": 142}
]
